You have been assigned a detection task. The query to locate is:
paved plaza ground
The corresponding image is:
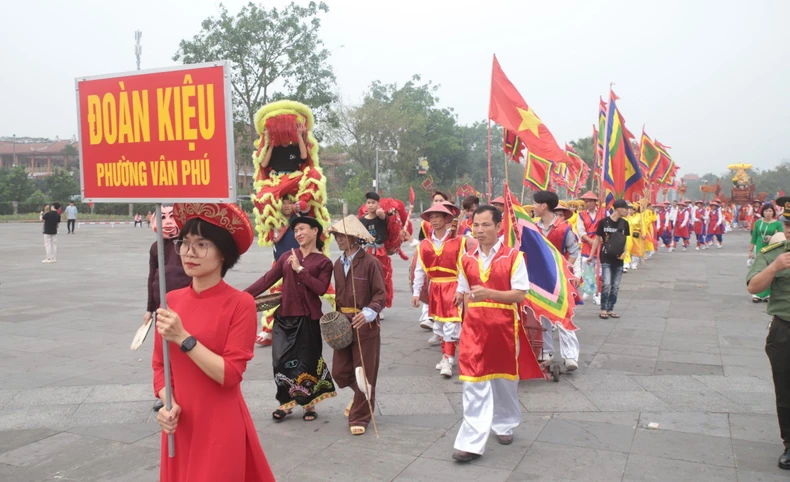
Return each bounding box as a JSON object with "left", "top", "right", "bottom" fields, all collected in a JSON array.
[{"left": 0, "top": 222, "right": 786, "bottom": 481}]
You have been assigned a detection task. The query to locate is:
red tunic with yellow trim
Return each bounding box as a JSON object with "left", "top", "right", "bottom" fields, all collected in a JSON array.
[
  {"left": 418, "top": 236, "right": 467, "bottom": 323},
  {"left": 579, "top": 211, "right": 600, "bottom": 257},
  {"left": 457, "top": 245, "right": 544, "bottom": 382}
]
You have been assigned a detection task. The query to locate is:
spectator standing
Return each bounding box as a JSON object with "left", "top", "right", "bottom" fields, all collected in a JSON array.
[
  {"left": 42, "top": 203, "right": 61, "bottom": 263},
  {"left": 65, "top": 201, "right": 78, "bottom": 234}
]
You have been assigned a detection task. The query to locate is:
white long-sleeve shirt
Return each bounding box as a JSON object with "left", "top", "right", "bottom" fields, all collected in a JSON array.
[
  {"left": 412, "top": 229, "right": 451, "bottom": 296},
  {"left": 667, "top": 207, "right": 678, "bottom": 226},
  {"left": 576, "top": 210, "right": 598, "bottom": 239},
  {"left": 456, "top": 240, "right": 530, "bottom": 294}
]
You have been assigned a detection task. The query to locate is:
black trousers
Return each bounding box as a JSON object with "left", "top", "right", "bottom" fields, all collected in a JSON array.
[
  {"left": 67, "top": 220, "right": 75, "bottom": 232},
  {"left": 766, "top": 316, "right": 790, "bottom": 449}
]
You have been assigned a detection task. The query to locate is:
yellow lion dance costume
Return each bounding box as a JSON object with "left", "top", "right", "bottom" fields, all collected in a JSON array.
[
  {"left": 252, "top": 100, "right": 331, "bottom": 245},
  {"left": 251, "top": 100, "right": 334, "bottom": 344}
]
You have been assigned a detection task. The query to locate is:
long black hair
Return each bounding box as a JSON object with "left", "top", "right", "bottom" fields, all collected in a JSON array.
[{"left": 179, "top": 218, "right": 240, "bottom": 277}]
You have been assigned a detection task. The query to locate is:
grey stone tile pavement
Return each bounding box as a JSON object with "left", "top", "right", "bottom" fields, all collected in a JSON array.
[{"left": 0, "top": 224, "right": 787, "bottom": 480}]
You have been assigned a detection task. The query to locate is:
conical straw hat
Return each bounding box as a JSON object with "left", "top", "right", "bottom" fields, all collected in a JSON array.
[{"left": 328, "top": 215, "right": 375, "bottom": 243}]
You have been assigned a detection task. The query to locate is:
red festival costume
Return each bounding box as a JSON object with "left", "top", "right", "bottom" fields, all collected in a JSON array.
[
  {"left": 357, "top": 198, "right": 409, "bottom": 308},
  {"left": 457, "top": 246, "right": 543, "bottom": 382}
]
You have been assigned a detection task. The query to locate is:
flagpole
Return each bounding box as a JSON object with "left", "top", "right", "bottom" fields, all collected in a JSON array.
[{"left": 487, "top": 120, "right": 492, "bottom": 202}]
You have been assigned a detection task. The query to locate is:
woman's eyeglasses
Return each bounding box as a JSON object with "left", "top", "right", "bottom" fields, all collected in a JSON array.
[{"left": 174, "top": 240, "right": 215, "bottom": 258}]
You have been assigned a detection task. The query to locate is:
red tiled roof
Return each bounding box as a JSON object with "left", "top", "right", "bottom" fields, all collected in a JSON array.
[{"left": 0, "top": 140, "right": 79, "bottom": 155}]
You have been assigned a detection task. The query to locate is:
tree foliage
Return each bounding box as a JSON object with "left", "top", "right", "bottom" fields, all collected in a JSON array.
[
  {"left": 0, "top": 166, "right": 33, "bottom": 202},
  {"left": 46, "top": 168, "right": 80, "bottom": 203},
  {"left": 174, "top": 1, "right": 336, "bottom": 191}
]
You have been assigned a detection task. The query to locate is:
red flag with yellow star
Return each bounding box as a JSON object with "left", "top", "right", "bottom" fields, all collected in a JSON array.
[{"left": 489, "top": 55, "right": 568, "bottom": 165}]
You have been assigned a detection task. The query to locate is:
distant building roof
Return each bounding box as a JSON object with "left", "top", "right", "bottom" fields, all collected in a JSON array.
[
  {"left": 681, "top": 173, "right": 700, "bottom": 181},
  {"left": 0, "top": 139, "right": 78, "bottom": 156}
]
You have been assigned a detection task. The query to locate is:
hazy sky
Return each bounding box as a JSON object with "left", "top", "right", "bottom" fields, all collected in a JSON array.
[{"left": 1, "top": 0, "right": 787, "bottom": 175}]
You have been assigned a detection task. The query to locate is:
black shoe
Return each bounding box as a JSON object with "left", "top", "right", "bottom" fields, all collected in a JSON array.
[
  {"left": 153, "top": 399, "right": 164, "bottom": 412},
  {"left": 779, "top": 448, "right": 790, "bottom": 470}
]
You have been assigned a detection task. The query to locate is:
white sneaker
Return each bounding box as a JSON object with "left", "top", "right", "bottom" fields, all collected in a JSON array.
[
  {"left": 564, "top": 359, "right": 578, "bottom": 372},
  {"left": 582, "top": 293, "right": 590, "bottom": 301},
  {"left": 593, "top": 294, "right": 601, "bottom": 306},
  {"left": 420, "top": 318, "right": 434, "bottom": 330},
  {"left": 668, "top": 247, "right": 674, "bottom": 253},
  {"left": 42, "top": 259, "right": 50, "bottom": 263},
  {"left": 695, "top": 246, "right": 700, "bottom": 251},
  {"left": 716, "top": 244, "right": 722, "bottom": 249},
  {"left": 428, "top": 334, "right": 441, "bottom": 346},
  {"left": 439, "top": 358, "right": 453, "bottom": 378},
  {"left": 682, "top": 247, "right": 687, "bottom": 252}
]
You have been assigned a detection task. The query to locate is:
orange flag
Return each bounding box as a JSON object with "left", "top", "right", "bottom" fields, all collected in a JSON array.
[{"left": 489, "top": 55, "right": 568, "bottom": 164}]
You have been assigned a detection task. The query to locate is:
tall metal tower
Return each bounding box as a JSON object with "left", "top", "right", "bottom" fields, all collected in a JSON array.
[{"left": 134, "top": 30, "right": 142, "bottom": 71}]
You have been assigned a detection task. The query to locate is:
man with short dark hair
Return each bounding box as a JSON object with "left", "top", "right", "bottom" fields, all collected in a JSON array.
[
  {"left": 533, "top": 190, "right": 580, "bottom": 371},
  {"left": 41, "top": 203, "right": 61, "bottom": 263},
  {"left": 459, "top": 195, "right": 479, "bottom": 236},
  {"left": 451, "top": 205, "right": 533, "bottom": 462},
  {"left": 65, "top": 201, "right": 78, "bottom": 234},
  {"left": 360, "top": 192, "right": 394, "bottom": 309},
  {"left": 589, "top": 199, "right": 630, "bottom": 319}
]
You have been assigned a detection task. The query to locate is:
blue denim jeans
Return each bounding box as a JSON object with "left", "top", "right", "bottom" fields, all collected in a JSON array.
[{"left": 600, "top": 263, "right": 623, "bottom": 312}]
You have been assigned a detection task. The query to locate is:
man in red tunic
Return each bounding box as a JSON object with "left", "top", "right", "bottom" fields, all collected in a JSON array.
[
  {"left": 707, "top": 201, "right": 725, "bottom": 248},
  {"left": 672, "top": 200, "right": 692, "bottom": 251},
  {"left": 451, "top": 206, "right": 535, "bottom": 463},
  {"left": 412, "top": 204, "right": 470, "bottom": 379},
  {"left": 577, "top": 191, "right": 601, "bottom": 303},
  {"left": 533, "top": 191, "right": 580, "bottom": 372}
]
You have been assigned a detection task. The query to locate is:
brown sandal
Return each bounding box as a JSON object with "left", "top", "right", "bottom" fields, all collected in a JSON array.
[{"left": 608, "top": 312, "right": 620, "bottom": 319}]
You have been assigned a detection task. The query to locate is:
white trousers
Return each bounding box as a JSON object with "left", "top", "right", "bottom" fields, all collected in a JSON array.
[
  {"left": 433, "top": 320, "right": 462, "bottom": 342},
  {"left": 454, "top": 378, "right": 521, "bottom": 455},
  {"left": 419, "top": 302, "right": 430, "bottom": 322},
  {"left": 44, "top": 234, "right": 57, "bottom": 260},
  {"left": 542, "top": 317, "right": 580, "bottom": 362}
]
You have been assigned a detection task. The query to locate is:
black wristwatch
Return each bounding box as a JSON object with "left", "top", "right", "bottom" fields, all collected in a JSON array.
[{"left": 180, "top": 336, "right": 197, "bottom": 353}]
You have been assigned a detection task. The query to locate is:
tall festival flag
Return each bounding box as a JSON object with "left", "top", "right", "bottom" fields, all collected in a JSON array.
[
  {"left": 565, "top": 143, "right": 589, "bottom": 196},
  {"left": 504, "top": 129, "right": 526, "bottom": 162},
  {"left": 502, "top": 183, "right": 579, "bottom": 329},
  {"left": 601, "top": 90, "right": 646, "bottom": 208},
  {"left": 524, "top": 152, "right": 554, "bottom": 191},
  {"left": 489, "top": 55, "right": 570, "bottom": 169},
  {"left": 650, "top": 140, "right": 676, "bottom": 185},
  {"left": 639, "top": 130, "right": 660, "bottom": 177},
  {"left": 596, "top": 97, "right": 607, "bottom": 171}
]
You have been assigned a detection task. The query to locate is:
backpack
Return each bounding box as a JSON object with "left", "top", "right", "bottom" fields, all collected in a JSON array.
[{"left": 602, "top": 219, "right": 627, "bottom": 258}]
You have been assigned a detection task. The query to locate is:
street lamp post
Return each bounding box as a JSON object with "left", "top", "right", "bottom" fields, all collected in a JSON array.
[{"left": 374, "top": 148, "right": 397, "bottom": 193}]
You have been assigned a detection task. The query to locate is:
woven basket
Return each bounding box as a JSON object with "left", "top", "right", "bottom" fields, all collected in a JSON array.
[
  {"left": 254, "top": 293, "right": 282, "bottom": 313},
  {"left": 320, "top": 311, "right": 353, "bottom": 350}
]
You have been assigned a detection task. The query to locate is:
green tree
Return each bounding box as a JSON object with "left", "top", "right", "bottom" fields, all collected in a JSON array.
[
  {"left": 174, "top": 1, "right": 336, "bottom": 191},
  {"left": 328, "top": 76, "right": 469, "bottom": 195},
  {"left": 61, "top": 143, "right": 79, "bottom": 170},
  {"left": 45, "top": 168, "right": 80, "bottom": 203},
  {"left": 0, "top": 166, "right": 33, "bottom": 202},
  {"left": 26, "top": 189, "right": 49, "bottom": 206}
]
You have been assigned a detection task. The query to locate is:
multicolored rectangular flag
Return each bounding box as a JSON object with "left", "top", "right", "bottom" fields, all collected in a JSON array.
[
  {"left": 502, "top": 183, "right": 579, "bottom": 328},
  {"left": 489, "top": 55, "right": 570, "bottom": 166},
  {"left": 650, "top": 140, "right": 675, "bottom": 185},
  {"left": 504, "top": 129, "right": 525, "bottom": 162},
  {"left": 601, "top": 90, "right": 646, "bottom": 208},
  {"left": 524, "top": 151, "right": 553, "bottom": 191},
  {"left": 639, "top": 130, "right": 660, "bottom": 178},
  {"left": 420, "top": 175, "right": 434, "bottom": 192},
  {"left": 565, "top": 144, "right": 589, "bottom": 196}
]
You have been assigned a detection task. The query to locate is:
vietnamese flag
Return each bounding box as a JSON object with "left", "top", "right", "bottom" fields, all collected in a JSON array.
[{"left": 489, "top": 55, "right": 568, "bottom": 165}]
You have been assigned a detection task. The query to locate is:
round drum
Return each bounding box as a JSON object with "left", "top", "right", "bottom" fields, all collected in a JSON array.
[{"left": 320, "top": 311, "right": 353, "bottom": 350}]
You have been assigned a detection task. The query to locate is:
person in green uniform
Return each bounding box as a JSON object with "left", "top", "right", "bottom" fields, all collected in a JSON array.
[
  {"left": 747, "top": 195, "right": 790, "bottom": 471},
  {"left": 749, "top": 203, "right": 784, "bottom": 302}
]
